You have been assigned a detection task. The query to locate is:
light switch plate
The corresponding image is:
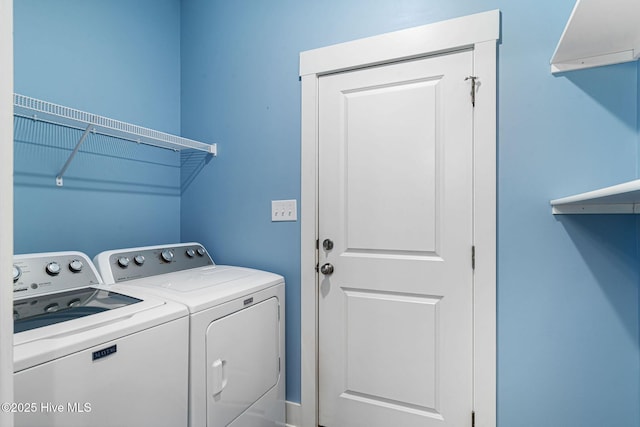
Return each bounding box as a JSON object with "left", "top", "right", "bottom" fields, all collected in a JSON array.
[{"left": 272, "top": 199, "right": 297, "bottom": 222}]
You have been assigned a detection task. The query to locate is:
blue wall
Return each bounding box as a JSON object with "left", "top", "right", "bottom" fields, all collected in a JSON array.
[
  {"left": 179, "top": 1, "right": 639, "bottom": 426},
  {"left": 13, "top": 1, "right": 640, "bottom": 426},
  {"left": 13, "top": 0, "right": 183, "bottom": 257}
]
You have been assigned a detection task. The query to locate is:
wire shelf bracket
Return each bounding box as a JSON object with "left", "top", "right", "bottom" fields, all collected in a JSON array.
[{"left": 13, "top": 93, "right": 217, "bottom": 186}]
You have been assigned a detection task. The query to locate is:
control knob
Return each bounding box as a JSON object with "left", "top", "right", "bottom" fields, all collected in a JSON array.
[
  {"left": 117, "top": 256, "right": 130, "bottom": 268},
  {"left": 44, "top": 303, "right": 59, "bottom": 313},
  {"left": 69, "top": 259, "right": 84, "bottom": 273},
  {"left": 197, "top": 248, "right": 206, "bottom": 256},
  {"left": 186, "top": 248, "right": 196, "bottom": 258},
  {"left": 12, "top": 265, "right": 21, "bottom": 283},
  {"left": 134, "top": 255, "right": 145, "bottom": 266},
  {"left": 161, "top": 249, "right": 174, "bottom": 263},
  {"left": 46, "top": 262, "right": 61, "bottom": 276}
]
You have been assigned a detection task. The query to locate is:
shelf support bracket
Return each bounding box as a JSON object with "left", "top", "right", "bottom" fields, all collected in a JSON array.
[{"left": 56, "top": 123, "right": 94, "bottom": 187}]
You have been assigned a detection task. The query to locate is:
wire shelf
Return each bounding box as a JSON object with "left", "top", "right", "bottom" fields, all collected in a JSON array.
[
  {"left": 13, "top": 94, "right": 217, "bottom": 155},
  {"left": 13, "top": 94, "right": 216, "bottom": 186}
]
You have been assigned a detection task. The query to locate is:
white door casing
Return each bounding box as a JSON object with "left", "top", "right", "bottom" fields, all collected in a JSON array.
[
  {"left": 0, "top": 0, "right": 14, "bottom": 426},
  {"left": 300, "top": 10, "right": 499, "bottom": 427},
  {"left": 318, "top": 50, "right": 474, "bottom": 427}
]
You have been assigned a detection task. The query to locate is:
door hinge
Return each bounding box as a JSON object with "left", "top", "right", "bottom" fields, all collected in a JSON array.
[
  {"left": 471, "top": 245, "right": 476, "bottom": 270},
  {"left": 472, "top": 410, "right": 476, "bottom": 427},
  {"left": 316, "top": 239, "right": 319, "bottom": 250},
  {"left": 465, "top": 76, "right": 478, "bottom": 107}
]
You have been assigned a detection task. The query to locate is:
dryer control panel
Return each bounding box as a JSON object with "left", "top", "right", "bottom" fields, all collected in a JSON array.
[{"left": 97, "top": 242, "right": 214, "bottom": 283}]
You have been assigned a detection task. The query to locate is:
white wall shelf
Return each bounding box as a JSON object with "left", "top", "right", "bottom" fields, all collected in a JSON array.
[
  {"left": 551, "top": 179, "right": 640, "bottom": 214},
  {"left": 550, "top": 0, "right": 640, "bottom": 73},
  {"left": 13, "top": 93, "right": 217, "bottom": 186}
]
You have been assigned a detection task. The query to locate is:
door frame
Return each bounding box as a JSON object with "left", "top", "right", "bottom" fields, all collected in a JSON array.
[
  {"left": 0, "top": 0, "right": 14, "bottom": 425},
  {"left": 299, "top": 10, "right": 500, "bottom": 427}
]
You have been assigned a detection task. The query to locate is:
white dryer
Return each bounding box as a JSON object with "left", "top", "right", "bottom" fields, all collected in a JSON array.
[
  {"left": 12, "top": 251, "right": 189, "bottom": 427},
  {"left": 94, "top": 242, "right": 285, "bottom": 427}
]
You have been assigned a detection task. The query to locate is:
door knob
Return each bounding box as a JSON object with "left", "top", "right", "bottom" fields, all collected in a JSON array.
[
  {"left": 320, "top": 263, "right": 334, "bottom": 275},
  {"left": 322, "top": 239, "right": 334, "bottom": 250}
]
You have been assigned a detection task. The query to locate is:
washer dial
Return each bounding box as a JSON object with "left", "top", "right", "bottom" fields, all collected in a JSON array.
[
  {"left": 13, "top": 265, "right": 21, "bottom": 283},
  {"left": 46, "top": 262, "right": 61, "bottom": 276},
  {"left": 69, "top": 259, "right": 84, "bottom": 272},
  {"left": 44, "top": 303, "right": 59, "bottom": 313}
]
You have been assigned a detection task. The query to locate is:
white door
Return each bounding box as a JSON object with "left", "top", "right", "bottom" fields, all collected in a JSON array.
[{"left": 318, "top": 50, "right": 474, "bottom": 427}]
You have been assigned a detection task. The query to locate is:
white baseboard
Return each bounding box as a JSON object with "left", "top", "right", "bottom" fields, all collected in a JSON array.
[{"left": 286, "top": 400, "right": 302, "bottom": 427}]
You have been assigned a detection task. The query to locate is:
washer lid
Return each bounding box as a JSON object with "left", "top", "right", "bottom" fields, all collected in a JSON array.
[
  {"left": 13, "top": 287, "right": 142, "bottom": 333},
  {"left": 13, "top": 285, "right": 189, "bottom": 372}
]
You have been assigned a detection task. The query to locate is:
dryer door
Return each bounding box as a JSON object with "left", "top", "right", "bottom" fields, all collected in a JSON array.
[{"left": 206, "top": 297, "right": 280, "bottom": 427}]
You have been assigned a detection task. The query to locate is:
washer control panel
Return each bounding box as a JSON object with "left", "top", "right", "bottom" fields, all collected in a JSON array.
[
  {"left": 12, "top": 252, "right": 102, "bottom": 299},
  {"left": 102, "top": 243, "right": 214, "bottom": 283}
]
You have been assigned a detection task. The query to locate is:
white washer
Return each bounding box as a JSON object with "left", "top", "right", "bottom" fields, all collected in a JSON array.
[
  {"left": 94, "top": 242, "right": 285, "bottom": 427},
  {"left": 12, "top": 251, "right": 189, "bottom": 427}
]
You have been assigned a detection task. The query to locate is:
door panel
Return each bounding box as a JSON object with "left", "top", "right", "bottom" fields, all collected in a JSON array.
[
  {"left": 206, "top": 298, "right": 280, "bottom": 427},
  {"left": 344, "top": 78, "right": 439, "bottom": 254},
  {"left": 319, "top": 50, "right": 474, "bottom": 427},
  {"left": 344, "top": 290, "right": 439, "bottom": 409}
]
